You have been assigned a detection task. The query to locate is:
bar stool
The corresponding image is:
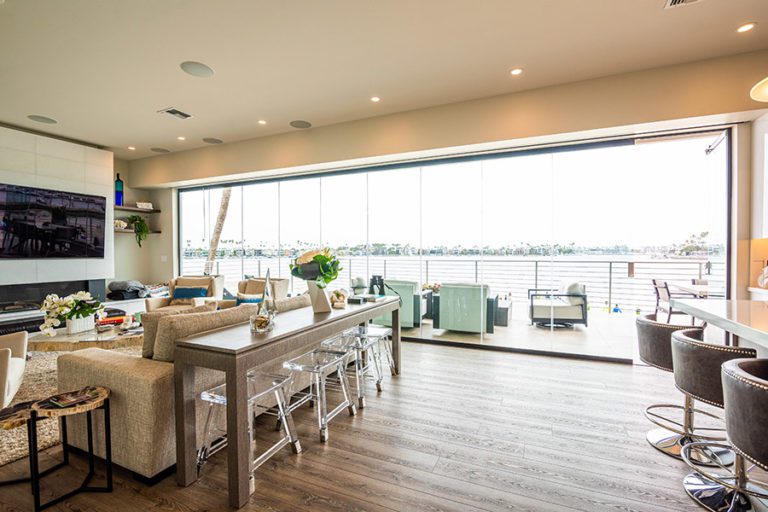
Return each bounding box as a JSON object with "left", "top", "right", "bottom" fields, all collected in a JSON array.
[
  {"left": 322, "top": 329, "right": 384, "bottom": 408},
  {"left": 681, "top": 358, "right": 768, "bottom": 511},
  {"left": 637, "top": 314, "right": 714, "bottom": 460},
  {"left": 197, "top": 372, "right": 302, "bottom": 490},
  {"left": 347, "top": 325, "right": 396, "bottom": 376},
  {"left": 283, "top": 348, "right": 356, "bottom": 442},
  {"left": 671, "top": 328, "right": 755, "bottom": 467}
]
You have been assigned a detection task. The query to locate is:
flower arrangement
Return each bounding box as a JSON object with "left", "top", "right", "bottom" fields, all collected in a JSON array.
[
  {"left": 39, "top": 292, "right": 104, "bottom": 336},
  {"left": 290, "top": 248, "right": 341, "bottom": 289},
  {"left": 422, "top": 283, "right": 441, "bottom": 294}
]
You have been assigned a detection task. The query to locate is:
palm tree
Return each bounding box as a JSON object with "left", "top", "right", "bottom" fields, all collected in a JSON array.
[{"left": 204, "top": 188, "right": 232, "bottom": 275}]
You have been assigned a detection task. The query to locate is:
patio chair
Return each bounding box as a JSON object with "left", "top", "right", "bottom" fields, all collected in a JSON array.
[
  {"left": 528, "top": 282, "right": 588, "bottom": 328},
  {"left": 432, "top": 283, "right": 496, "bottom": 334},
  {"left": 652, "top": 279, "right": 694, "bottom": 324},
  {"left": 373, "top": 280, "right": 425, "bottom": 328}
]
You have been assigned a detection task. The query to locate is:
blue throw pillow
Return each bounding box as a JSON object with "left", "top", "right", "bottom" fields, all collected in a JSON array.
[
  {"left": 173, "top": 286, "right": 209, "bottom": 299},
  {"left": 236, "top": 293, "right": 263, "bottom": 306}
]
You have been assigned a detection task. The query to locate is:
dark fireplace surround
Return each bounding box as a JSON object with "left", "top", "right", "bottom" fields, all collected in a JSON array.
[{"left": 0, "top": 279, "right": 106, "bottom": 334}]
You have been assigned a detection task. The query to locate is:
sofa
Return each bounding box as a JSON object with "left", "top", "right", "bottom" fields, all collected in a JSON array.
[
  {"left": 57, "top": 295, "right": 312, "bottom": 480},
  {"left": 528, "top": 282, "right": 588, "bottom": 327},
  {"left": 238, "top": 277, "right": 289, "bottom": 301},
  {"left": 144, "top": 275, "right": 225, "bottom": 313},
  {"left": 373, "top": 280, "right": 424, "bottom": 328}
]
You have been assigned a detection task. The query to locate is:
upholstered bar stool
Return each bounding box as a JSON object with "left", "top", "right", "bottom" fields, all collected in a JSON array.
[
  {"left": 283, "top": 348, "right": 356, "bottom": 442},
  {"left": 637, "top": 314, "right": 697, "bottom": 458},
  {"left": 671, "top": 328, "right": 755, "bottom": 467},
  {"left": 322, "top": 329, "right": 384, "bottom": 408},
  {"left": 197, "top": 371, "right": 302, "bottom": 490},
  {"left": 681, "top": 359, "right": 768, "bottom": 512}
]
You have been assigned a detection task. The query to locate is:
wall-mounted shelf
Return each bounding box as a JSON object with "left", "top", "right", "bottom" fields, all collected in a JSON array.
[
  {"left": 114, "top": 228, "right": 162, "bottom": 234},
  {"left": 114, "top": 205, "right": 161, "bottom": 214}
]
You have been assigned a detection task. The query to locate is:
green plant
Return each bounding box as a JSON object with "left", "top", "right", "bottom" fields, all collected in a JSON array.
[
  {"left": 127, "top": 214, "right": 149, "bottom": 247},
  {"left": 290, "top": 248, "right": 342, "bottom": 288}
]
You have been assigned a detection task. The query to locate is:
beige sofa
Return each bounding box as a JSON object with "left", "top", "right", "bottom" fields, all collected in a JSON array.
[
  {"left": 57, "top": 295, "right": 311, "bottom": 479},
  {"left": 237, "top": 277, "right": 289, "bottom": 300},
  {"left": 144, "top": 275, "right": 225, "bottom": 313}
]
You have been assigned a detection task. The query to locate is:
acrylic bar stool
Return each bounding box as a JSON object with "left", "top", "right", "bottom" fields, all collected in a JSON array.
[
  {"left": 346, "top": 325, "right": 396, "bottom": 376},
  {"left": 322, "top": 330, "right": 384, "bottom": 408},
  {"left": 197, "top": 372, "right": 301, "bottom": 492},
  {"left": 283, "top": 348, "right": 356, "bottom": 442}
]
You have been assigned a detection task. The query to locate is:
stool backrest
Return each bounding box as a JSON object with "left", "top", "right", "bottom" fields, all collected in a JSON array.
[
  {"left": 671, "top": 329, "right": 755, "bottom": 408},
  {"left": 636, "top": 313, "right": 678, "bottom": 371},
  {"left": 722, "top": 359, "right": 768, "bottom": 470}
]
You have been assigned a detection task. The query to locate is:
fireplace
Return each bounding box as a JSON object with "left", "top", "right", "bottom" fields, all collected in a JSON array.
[{"left": 0, "top": 279, "right": 106, "bottom": 334}]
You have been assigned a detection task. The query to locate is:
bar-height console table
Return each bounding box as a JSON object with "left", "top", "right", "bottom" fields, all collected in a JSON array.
[{"left": 174, "top": 297, "right": 401, "bottom": 508}]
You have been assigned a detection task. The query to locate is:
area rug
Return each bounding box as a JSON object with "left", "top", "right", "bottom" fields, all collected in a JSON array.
[{"left": 0, "top": 347, "right": 140, "bottom": 467}]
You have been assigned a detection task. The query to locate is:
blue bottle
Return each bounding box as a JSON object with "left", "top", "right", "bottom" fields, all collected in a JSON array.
[{"left": 115, "top": 173, "right": 124, "bottom": 206}]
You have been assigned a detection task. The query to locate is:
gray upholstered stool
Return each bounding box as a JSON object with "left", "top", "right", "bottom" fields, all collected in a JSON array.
[
  {"left": 681, "top": 358, "right": 768, "bottom": 512},
  {"left": 197, "top": 372, "right": 302, "bottom": 491},
  {"left": 637, "top": 313, "right": 699, "bottom": 459},
  {"left": 283, "top": 348, "right": 356, "bottom": 442},
  {"left": 322, "top": 329, "right": 384, "bottom": 409},
  {"left": 671, "top": 329, "right": 755, "bottom": 467}
]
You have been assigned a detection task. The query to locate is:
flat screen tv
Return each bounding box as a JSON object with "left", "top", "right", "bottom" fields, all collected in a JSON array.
[{"left": 0, "top": 183, "right": 106, "bottom": 259}]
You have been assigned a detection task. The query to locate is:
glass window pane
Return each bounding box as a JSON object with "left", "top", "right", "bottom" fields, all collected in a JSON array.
[{"left": 280, "top": 178, "right": 321, "bottom": 294}]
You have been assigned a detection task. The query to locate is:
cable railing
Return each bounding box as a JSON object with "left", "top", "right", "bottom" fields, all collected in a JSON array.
[{"left": 181, "top": 256, "right": 725, "bottom": 312}]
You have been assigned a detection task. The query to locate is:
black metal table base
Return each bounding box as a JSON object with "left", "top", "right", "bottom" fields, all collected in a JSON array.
[{"left": 0, "top": 399, "right": 113, "bottom": 511}]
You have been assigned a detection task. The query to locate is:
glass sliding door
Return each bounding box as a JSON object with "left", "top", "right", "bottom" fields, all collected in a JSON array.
[
  {"left": 279, "top": 178, "right": 321, "bottom": 294},
  {"left": 242, "top": 182, "right": 280, "bottom": 280}
]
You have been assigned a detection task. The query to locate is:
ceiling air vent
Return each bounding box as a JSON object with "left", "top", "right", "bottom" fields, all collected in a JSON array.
[
  {"left": 157, "top": 107, "right": 192, "bottom": 120},
  {"left": 664, "top": 0, "right": 702, "bottom": 9}
]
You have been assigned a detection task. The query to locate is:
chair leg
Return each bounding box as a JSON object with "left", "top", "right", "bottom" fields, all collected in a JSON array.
[
  {"left": 275, "top": 387, "right": 302, "bottom": 454},
  {"left": 316, "top": 373, "right": 328, "bottom": 442},
  {"left": 354, "top": 350, "right": 366, "bottom": 409},
  {"left": 338, "top": 365, "right": 357, "bottom": 417}
]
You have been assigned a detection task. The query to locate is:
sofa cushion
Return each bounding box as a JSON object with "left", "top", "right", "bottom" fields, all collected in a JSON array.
[
  {"left": 273, "top": 294, "right": 311, "bottom": 313},
  {"left": 4, "top": 357, "right": 24, "bottom": 404},
  {"left": 562, "top": 282, "right": 586, "bottom": 305},
  {"left": 170, "top": 286, "right": 209, "bottom": 306},
  {"left": 153, "top": 304, "right": 260, "bottom": 362},
  {"left": 141, "top": 302, "right": 218, "bottom": 358},
  {"left": 243, "top": 279, "right": 266, "bottom": 295}
]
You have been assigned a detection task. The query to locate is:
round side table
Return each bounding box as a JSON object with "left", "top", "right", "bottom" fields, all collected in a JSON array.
[{"left": 0, "top": 386, "right": 113, "bottom": 512}]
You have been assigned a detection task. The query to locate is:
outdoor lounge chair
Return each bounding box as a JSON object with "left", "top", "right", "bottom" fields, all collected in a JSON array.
[{"left": 528, "top": 282, "right": 588, "bottom": 327}]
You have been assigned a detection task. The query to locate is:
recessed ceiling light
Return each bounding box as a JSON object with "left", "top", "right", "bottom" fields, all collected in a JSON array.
[
  {"left": 202, "top": 137, "right": 223, "bottom": 144},
  {"left": 510, "top": 68, "right": 524, "bottom": 76},
  {"left": 128, "top": 146, "right": 136, "bottom": 151},
  {"left": 290, "top": 120, "right": 312, "bottom": 129},
  {"left": 177, "top": 136, "right": 186, "bottom": 141},
  {"left": 371, "top": 96, "right": 381, "bottom": 103},
  {"left": 150, "top": 147, "right": 170, "bottom": 154},
  {"left": 27, "top": 114, "right": 57, "bottom": 124},
  {"left": 258, "top": 120, "right": 267, "bottom": 125},
  {"left": 180, "top": 61, "right": 214, "bottom": 78},
  {"left": 737, "top": 22, "right": 757, "bottom": 33}
]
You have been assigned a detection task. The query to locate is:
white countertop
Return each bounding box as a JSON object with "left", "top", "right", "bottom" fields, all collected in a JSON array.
[{"left": 670, "top": 299, "right": 768, "bottom": 347}]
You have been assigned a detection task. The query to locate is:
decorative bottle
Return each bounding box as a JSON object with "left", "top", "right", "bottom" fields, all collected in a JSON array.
[{"left": 115, "top": 173, "right": 124, "bottom": 206}]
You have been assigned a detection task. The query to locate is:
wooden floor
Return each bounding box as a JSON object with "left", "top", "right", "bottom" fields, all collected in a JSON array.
[{"left": 0, "top": 342, "right": 709, "bottom": 511}]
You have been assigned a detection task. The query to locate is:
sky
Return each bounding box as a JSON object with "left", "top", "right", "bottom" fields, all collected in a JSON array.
[{"left": 179, "top": 132, "right": 727, "bottom": 252}]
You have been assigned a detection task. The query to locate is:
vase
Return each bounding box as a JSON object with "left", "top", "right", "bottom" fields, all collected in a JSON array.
[
  {"left": 66, "top": 314, "right": 95, "bottom": 335},
  {"left": 307, "top": 281, "right": 332, "bottom": 313}
]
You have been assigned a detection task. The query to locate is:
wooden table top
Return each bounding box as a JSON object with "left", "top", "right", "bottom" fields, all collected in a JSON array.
[
  {"left": 178, "top": 297, "right": 400, "bottom": 355},
  {"left": 32, "top": 386, "right": 110, "bottom": 418},
  {"left": 28, "top": 327, "right": 143, "bottom": 352}
]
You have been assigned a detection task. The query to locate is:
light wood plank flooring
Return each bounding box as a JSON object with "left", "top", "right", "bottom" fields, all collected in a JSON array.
[{"left": 0, "top": 342, "right": 707, "bottom": 511}]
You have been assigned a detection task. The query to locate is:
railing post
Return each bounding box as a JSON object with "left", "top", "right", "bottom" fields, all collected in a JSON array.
[
  {"left": 425, "top": 260, "right": 429, "bottom": 284},
  {"left": 608, "top": 262, "right": 613, "bottom": 314},
  {"left": 534, "top": 261, "right": 539, "bottom": 289},
  {"left": 383, "top": 259, "right": 387, "bottom": 279},
  {"left": 698, "top": 262, "right": 703, "bottom": 280},
  {"left": 474, "top": 260, "right": 479, "bottom": 283},
  {"left": 348, "top": 258, "right": 352, "bottom": 286},
  {"left": 216, "top": 260, "right": 220, "bottom": 275},
  {"left": 258, "top": 260, "right": 262, "bottom": 277}
]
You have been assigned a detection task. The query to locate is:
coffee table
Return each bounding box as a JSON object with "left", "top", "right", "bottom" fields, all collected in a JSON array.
[{"left": 28, "top": 327, "right": 143, "bottom": 352}]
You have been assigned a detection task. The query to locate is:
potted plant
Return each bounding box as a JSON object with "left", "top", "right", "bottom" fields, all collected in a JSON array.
[
  {"left": 40, "top": 291, "right": 104, "bottom": 336},
  {"left": 127, "top": 214, "right": 149, "bottom": 247},
  {"left": 290, "top": 248, "right": 341, "bottom": 313}
]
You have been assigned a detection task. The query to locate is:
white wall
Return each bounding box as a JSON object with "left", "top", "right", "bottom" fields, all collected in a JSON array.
[
  {"left": 752, "top": 113, "right": 768, "bottom": 239},
  {"left": 0, "top": 126, "right": 114, "bottom": 285}
]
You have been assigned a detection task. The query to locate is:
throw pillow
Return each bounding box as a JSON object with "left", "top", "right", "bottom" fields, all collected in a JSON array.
[
  {"left": 243, "top": 279, "right": 266, "bottom": 296},
  {"left": 273, "top": 294, "right": 311, "bottom": 313},
  {"left": 236, "top": 292, "right": 263, "bottom": 306},
  {"left": 140, "top": 301, "right": 218, "bottom": 358},
  {"left": 170, "top": 286, "right": 209, "bottom": 306},
  {"left": 563, "top": 282, "right": 586, "bottom": 305}
]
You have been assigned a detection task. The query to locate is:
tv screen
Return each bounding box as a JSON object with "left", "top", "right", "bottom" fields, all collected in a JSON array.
[{"left": 0, "top": 183, "right": 106, "bottom": 259}]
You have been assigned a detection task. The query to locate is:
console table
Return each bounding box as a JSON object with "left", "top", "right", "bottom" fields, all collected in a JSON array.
[{"left": 174, "top": 297, "right": 401, "bottom": 508}]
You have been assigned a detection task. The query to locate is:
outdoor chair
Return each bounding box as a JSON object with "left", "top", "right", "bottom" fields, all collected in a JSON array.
[{"left": 528, "top": 282, "right": 588, "bottom": 328}]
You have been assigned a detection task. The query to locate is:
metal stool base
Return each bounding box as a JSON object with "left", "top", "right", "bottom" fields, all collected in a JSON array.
[
  {"left": 646, "top": 429, "right": 734, "bottom": 466},
  {"left": 683, "top": 472, "right": 768, "bottom": 512}
]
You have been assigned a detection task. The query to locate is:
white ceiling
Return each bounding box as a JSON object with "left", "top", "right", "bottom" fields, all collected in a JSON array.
[{"left": 1, "top": 0, "right": 767, "bottom": 160}]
